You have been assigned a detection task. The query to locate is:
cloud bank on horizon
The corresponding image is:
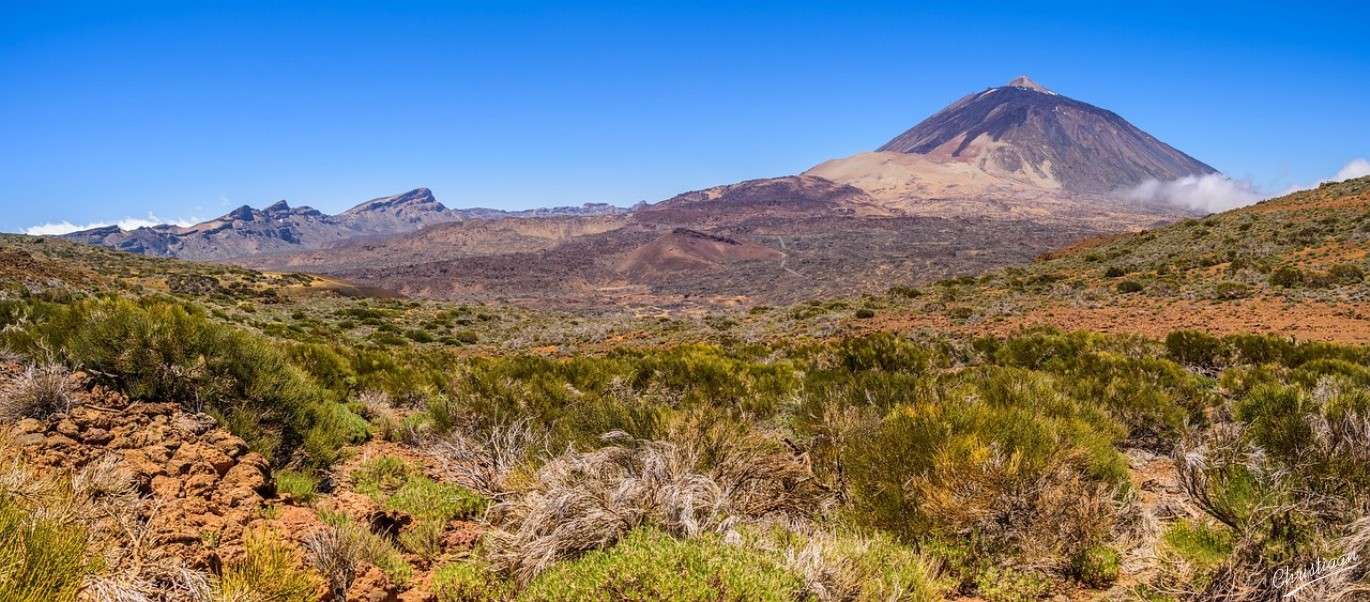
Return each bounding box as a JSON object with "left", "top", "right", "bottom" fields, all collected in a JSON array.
[
  {"left": 24, "top": 214, "right": 198, "bottom": 236},
  {"left": 1337, "top": 159, "right": 1370, "bottom": 182},
  {"left": 1120, "top": 173, "right": 1263, "bottom": 213},
  {"left": 1121, "top": 158, "right": 1370, "bottom": 214}
]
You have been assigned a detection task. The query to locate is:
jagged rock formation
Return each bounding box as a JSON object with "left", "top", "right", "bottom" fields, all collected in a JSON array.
[{"left": 62, "top": 188, "right": 630, "bottom": 261}]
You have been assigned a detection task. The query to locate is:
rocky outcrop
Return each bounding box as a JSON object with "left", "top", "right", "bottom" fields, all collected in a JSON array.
[{"left": 2, "top": 366, "right": 272, "bottom": 568}]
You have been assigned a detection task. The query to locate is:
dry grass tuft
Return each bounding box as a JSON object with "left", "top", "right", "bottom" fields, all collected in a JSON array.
[
  {"left": 303, "top": 523, "right": 366, "bottom": 602},
  {"left": 774, "top": 528, "right": 947, "bottom": 602},
  {"left": 485, "top": 430, "right": 827, "bottom": 582},
  {"left": 427, "top": 418, "right": 547, "bottom": 498},
  {"left": 0, "top": 362, "right": 77, "bottom": 420}
]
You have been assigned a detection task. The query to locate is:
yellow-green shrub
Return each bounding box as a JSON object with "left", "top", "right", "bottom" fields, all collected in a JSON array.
[
  {"left": 0, "top": 495, "right": 92, "bottom": 602},
  {"left": 519, "top": 528, "right": 805, "bottom": 602}
]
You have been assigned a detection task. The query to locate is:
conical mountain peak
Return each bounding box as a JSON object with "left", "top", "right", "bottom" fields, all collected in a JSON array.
[
  {"left": 1005, "top": 75, "right": 1051, "bottom": 93},
  {"left": 876, "top": 78, "right": 1215, "bottom": 193}
]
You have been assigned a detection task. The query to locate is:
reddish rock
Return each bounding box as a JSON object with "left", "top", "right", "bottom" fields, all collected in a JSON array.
[
  {"left": 81, "top": 427, "right": 113, "bottom": 445},
  {"left": 151, "top": 474, "right": 183, "bottom": 499}
]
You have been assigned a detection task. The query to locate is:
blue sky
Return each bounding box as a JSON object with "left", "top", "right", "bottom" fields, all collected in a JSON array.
[{"left": 2, "top": 1, "right": 1367, "bottom": 233}]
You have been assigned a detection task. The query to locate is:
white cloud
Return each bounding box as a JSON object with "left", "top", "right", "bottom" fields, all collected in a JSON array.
[
  {"left": 1276, "top": 158, "right": 1370, "bottom": 196},
  {"left": 1335, "top": 158, "right": 1370, "bottom": 182},
  {"left": 1119, "top": 173, "right": 1264, "bottom": 213},
  {"left": 24, "top": 214, "right": 198, "bottom": 236}
]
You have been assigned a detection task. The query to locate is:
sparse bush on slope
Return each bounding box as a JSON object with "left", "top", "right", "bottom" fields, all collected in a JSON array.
[
  {"left": 518, "top": 527, "right": 805, "bottom": 602},
  {"left": 0, "top": 297, "right": 367, "bottom": 465}
]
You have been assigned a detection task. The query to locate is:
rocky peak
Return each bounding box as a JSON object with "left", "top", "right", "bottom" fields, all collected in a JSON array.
[
  {"left": 226, "top": 205, "right": 257, "bottom": 221},
  {"left": 344, "top": 187, "right": 445, "bottom": 215},
  {"left": 1004, "top": 75, "right": 1052, "bottom": 94}
]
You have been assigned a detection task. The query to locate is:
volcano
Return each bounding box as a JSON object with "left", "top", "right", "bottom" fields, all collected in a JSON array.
[{"left": 875, "top": 75, "right": 1216, "bottom": 194}]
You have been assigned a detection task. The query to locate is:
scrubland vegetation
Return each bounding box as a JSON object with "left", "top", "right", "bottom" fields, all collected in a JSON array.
[
  {"left": 5, "top": 282, "right": 1370, "bottom": 599},
  {"left": 2, "top": 178, "right": 1370, "bottom": 599}
]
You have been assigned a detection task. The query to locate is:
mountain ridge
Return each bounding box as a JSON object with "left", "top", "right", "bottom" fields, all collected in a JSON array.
[{"left": 62, "top": 188, "right": 630, "bottom": 260}]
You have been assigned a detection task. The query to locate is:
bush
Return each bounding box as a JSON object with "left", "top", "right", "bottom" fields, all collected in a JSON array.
[
  {"left": 763, "top": 528, "right": 948, "bottom": 602},
  {"left": 1269, "top": 265, "right": 1304, "bottom": 288},
  {"left": 386, "top": 476, "right": 485, "bottom": 523},
  {"left": 485, "top": 431, "right": 823, "bottom": 582},
  {"left": 216, "top": 530, "right": 322, "bottom": 602},
  {"left": 854, "top": 308, "right": 876, "bottom": 319},
  {"left": 397, "top": 520, "right": 445, "bottom": 561},
  {"left": 1162, "top": 519, "right": 1233, "bottom": 572},
  {"left": 275, "top": 470, "right": 320, "bottom": 503},
  {"left": 1115, "top": 280, "right": 1144, "bottom": 293},
  {"left": 309, "top": 514, "right": 413, "bottom": 589},
  {"left": 1165, "top": 330, "right": 1228, "bottom": 369},
  {"left": 974, "top": 567, "right": 1052, "bottom": 602},
  {"left": 433, "top": 560, "right": 513, "bottom": 602},
  {"left": 519, "top": 528, "right": 805, "bottom": 601},
  {"left": 352, "top": 455, "right": 412, "bottom": 498},
  {"left": 1330, "top": 263, "right": 1366, "bottom": 284},
  {"left": 352, "top": 455, "right": 485, "bottom": 522},
  {"left": 0, "top": 298, "right": 367, "bottom": 466},
  {"left": 0, "top": 363, "right": 76, "bottom": 420},
  {"left": 0, "top": 495, "right": 92, "bottom": 602},
  {"left": 888, "top": 286, "right": 922, "bottom": 298},
  {"left": 842, "top": 367, "right": 1127, "bottom": 567},
  {"left": 1104, "top": 266, "right": 1126, "bottom": 278},
  {"left": 836, "top": 333, "right": 937, "bottom": 374},
  {"left": 1070, "top": 544, "right": 1121, "bottom": 587}
]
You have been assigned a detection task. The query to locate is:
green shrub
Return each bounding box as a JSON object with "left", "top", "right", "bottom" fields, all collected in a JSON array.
[
  {"left": 1269, "top": 265, "right": 1304, "bottom": 288},
  {"left": 0, "top": 495, "right": 92, "bottom": 602},
  {"left": 888, "top": 285, "right": 922, "bottom": 298},
  {"left": 1233, "top": 383, "right": 1312, "bottom": 462},
  {"left": 352, "top": 455, "right": 413, "bottom": 498},
  {"left": 1165, "top": 330, "right": 1228, "bottom": 369},
  {"left": 386, "top": 476, "right": 485, "bottom": 522},
  {"left": 1104, "top": 266, "right": 1126, "bottom": 278},
  {"left": 274, "top": 470, "right": 320, "bottom": 503},
  {"left": 754, "top": 528, "right": 948, "bottom": 602},
  {"left": 1330, "top": 263, "right": 1365, "bottom": 284},
  {"left": 948, "top": 307, "right": 974, "bottom": 320},
  {"left": 434, "top": 560, "right": 513, "bottom": 602},
  {"left": 215, "top": 530, "right": 321, "bottom": 602},
  {"left": 1162, "top": 519, "right": 1233, "bottom": 572},
  {"left": 1227, "top": 333, "right": 1295, "bottom": 365},
  {"left": 843, "top": 366, "right": 1127, "bottom": 560},
  {"left": 1116, "top": 280, "right": 1144, "bottom": 293},
  {"left": 520, "top": 528, "right": 805, "bottom": 602},
  {"left": 397, "top": 520, "right": 444, "bottom": 561},
  {"left": 854, "top": 308, "right": 876, "bottom": 319},
  {"left": 0, "top": 297, "right": 367, "bottom": 466},
  {"left": 1070, "top": 544, "right": 1121, "bottom": 587},
  {"left": 1216, "top": 281, "right": 1254, "bottom": 301},
  {"left": 354, "top": 455, "right": 484, "bottom": 520},
  {"left": 836, "top": 333, "right": 937, "bottom": 374},
  {"left": 974, "top": 567, "right": 1052, "bottom": 602}
]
